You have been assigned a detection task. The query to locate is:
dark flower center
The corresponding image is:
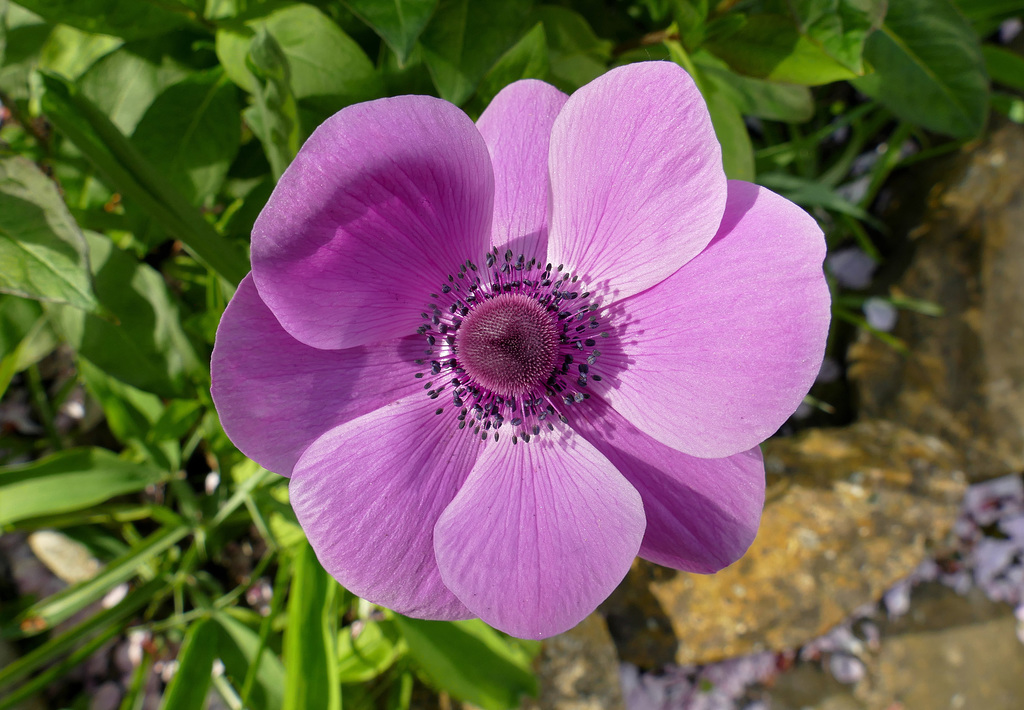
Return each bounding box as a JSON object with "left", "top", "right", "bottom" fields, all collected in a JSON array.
[
  {"left": 413, "top": 248, "right": 608, "bottom": 444},
  {"left": 455, "top": 293, "right": 560, "bottom": 397}
]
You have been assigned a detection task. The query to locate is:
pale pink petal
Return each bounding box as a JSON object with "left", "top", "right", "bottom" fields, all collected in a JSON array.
[
  {"left": 211, "top": 275, "right": 424, "bottom": 476},
  {"left": 251, "top": 95, "right": 493, "bottom": 350},
  {"left": 477, "top": 80, "right": 567, "bottom": 261},
  {"left": 433, "top": 433, "right": 645, "bottom": 639},
  {"left": 289, "top": 396, "right": 483, "bottom": 619},
  {"left": 546, "top": 62, "right": 726, "bottom": 301},
  {"left": 597, "top": 181, "right": 830, "bottom": 457},
  {"left": 571, "top": 396, "right": 764, "bottom": 572}
]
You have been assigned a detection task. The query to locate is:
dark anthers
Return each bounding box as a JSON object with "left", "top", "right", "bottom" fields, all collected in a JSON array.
[{"left": 413, "top": 247, "right": 610, "bottom": 444}]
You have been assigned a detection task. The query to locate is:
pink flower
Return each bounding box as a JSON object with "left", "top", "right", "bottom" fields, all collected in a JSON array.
[{"left": 211, "top": 62, "right": 830, "bottom": 639}]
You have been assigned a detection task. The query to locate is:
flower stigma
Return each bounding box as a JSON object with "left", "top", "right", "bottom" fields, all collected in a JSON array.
[{"left": 415, "top": 247, "right": 608, "bottom": 444}]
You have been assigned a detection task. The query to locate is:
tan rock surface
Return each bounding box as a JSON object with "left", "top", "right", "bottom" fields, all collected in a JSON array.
[
  {"left": 603, "top": 421, "right": 966, "bottom": 667},
  {"left": 849, "top": 121, "right": 1024, "bottom": 480},
  {"left": 521, "top": 613, "right": 625, "bottom": 710}
]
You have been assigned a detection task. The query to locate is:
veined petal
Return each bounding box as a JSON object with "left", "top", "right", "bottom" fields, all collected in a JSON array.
[
  {"left": 599, "top": 181, "right": 830, "bottom": 457},
  {"left": 252, "top": 95, "right": 494, "bottom": 350},
  {"left": 211, "top": 274, "right": 424, "bottom": 476},
  {"left": 546, "top": 61, "right": 726, "bottom": 301},
  {"left": 289, "top": 395, "right": 483, "bottom": 620},
  {"left": 572, "top": 397, "right": 764, "bottom": 572},
  {"left": 433, "top": 433, "right": 645, "bottom": 639},
  {"left": 477, "top": 80, "right": 567, "bottom": 262}
]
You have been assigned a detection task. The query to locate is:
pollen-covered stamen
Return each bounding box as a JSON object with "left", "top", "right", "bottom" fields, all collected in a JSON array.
[
  {"left": 414, "top": 249, "right": 610, "bottom": 442},
  {"left": 455, "top": 293, "right": 559, "bottom": 397}
]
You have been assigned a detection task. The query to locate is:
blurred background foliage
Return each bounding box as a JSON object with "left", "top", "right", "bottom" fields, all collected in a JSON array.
[{"left": 0, "top": 0, "right": 1022, "bottom": 708}]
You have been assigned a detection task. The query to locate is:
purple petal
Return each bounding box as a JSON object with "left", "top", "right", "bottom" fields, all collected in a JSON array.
[
  {"left": 433, "top": 433, "right": 645, "bottom": 639},
  {"left": 251, "top": 95, "right": 493, "bottom": 350},
  {"left": 476, "top": 80, "right": 567, "bottom": 262},
  {"left": 571, "top": 396, "right": 764, "bottom": 572},
  {"left": 289, "top": 395, "right": 483, "bottom": 619},
  {"left": 546, "top": 62, "right": 726, "bottom": 301},
  {"left": 598, "top": 180, "right": 830, "bottom": 457},
  {"left": 211, "top": 275, "right": 424, "bottom": 476}
]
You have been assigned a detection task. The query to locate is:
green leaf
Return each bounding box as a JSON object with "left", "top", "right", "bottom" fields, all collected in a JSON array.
[
  {"left": 0, "top": 296, "right": 57, "bottom": 399},
  {"left": 851, "top": 0, "right": 987, "bottom": 138},
  {"left": 786, "top": 0, "right": 886, "bottom": 74},
  {"left": 159, "top": 618, "right": 219, "bottom": 710},
  {"left": 283, "top": 543, "right": 340, "bottom": 710},
  {"left": 953, "top": 0, "right": 1024, "bottom": 34},
  {"left": 38, "top": 24, "right": 122, "bottom": 81},
  {"left": 0, "top": 447, "right": 166, "bottom": 526},
  {"left": 982, "top": 44, "right": 1024, "bottom": 93},
  {"left": 531, "top": 5, "right": 611, "bottom": 92},
  {"left": 10, "top": 0, "right": 189, "bottom": 40},
  {"left": 343, "top": 0, "right": 437, "bottom": 64},
  {"left": 0, "top": 154, "right": 98, "bottom": 311},
  {"left": 418, "top": 0, "right": 533, "bottom": 105},
  {"left": 692, "top": 50, "right": 814, "bottom": 123},
  {"left": 212, "top": 612, "right": 286, "bottom": 710},
  {"left": 0, "top": 3, "right": 50, "bottom": 102},
  {"left": 243, "top": 28, "right": 300, "bottom": 181},
  {"left": 704, "top": 13, "right": 860, "bottom": 85},
  {"left": 39, "top": 71, "right": 249, "bottom": 285},
  {"left": 78, "top": 45, "right": 189, "bottom": 134},
  {"left": 131, "top": 69, "right": 242, "bottom": 205},
  {"left": 337, "top": 619, "right": 403, "bottom": 683},
  {"left": 466, "top": 22, "right": 548, "bottom": 116},
  {"left": 51, "top": 233, "right": 204, "bottom": 398},
  {"left": 216, "top": 4, "right": 381, "bottom": 111},
  {"left": 8, "top": 525, "right": 188, "bottom": 635},
  {"left": 394, "top": 616, "right": 538, "bottom": 710}
]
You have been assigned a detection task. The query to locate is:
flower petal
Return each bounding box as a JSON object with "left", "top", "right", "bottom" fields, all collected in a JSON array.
[
  {"left": 251, "top": 95, "right": 493, "bottom": 350},
  {"left": 289, "top": 396, "right": 483, "bottom": 620},
  {"left": 211, "top": 274, "right": 425, "bottom": 476},
  {"left": 476, "top": 79, "right": 567, "bottom": 261},
  {"left": 599, "top": 181, "right": 830, "bottom": 457},
  {"left": 546, "top": 61, "right": 726, "bottom": 301},
  {"left": 433, "top": 433, "right": 645, "bottom": 639},
  {"left": 571, "top": 396, "right": 764, "bottom": 572}
]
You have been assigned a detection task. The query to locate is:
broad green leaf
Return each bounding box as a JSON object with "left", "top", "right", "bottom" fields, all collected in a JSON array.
[
  {"left": 983, "top": 44, "right": 1024, "bottom": 92},
  {"left": 52, "top": 233, "right": 204, "bottom": 398},
  {"left": 38, "top": 24, "right": 122, "bottom": 80},
  {"left": 79, "top": 45, "right": 188, "bottom": 134},
  {"left": 159, "top": 618, "right": 219, "bottom": 710},
  {"left": 693, "top": 50, "right": 814, "bottom": 123},
  {"left": 243, "top": 28, "right": 299, "bottom": 181},
  {"left": 852, "top": 0, "right": 987, "bottom": 138},
  {"left": 131, "top": 69, "right": 242, "bottom": 205},
  {"left": 0, "top": 2, "right": 49, "bottom": 101},
  {"left": 467, "top": 22, "right": 548, "bottom": 115},
  {"left": 283, "top": 543, "right": 340, "bottom": 710},
  {"left": 212, "top": 612, "right": 286, "bottom": 710},
  {"left": 704, "top": 13, "right": 859, "bottom": 85},
  {"left": 418, "top": 0, "right": 533, "bottom": 105},
  {"left": 394, "top": 616, "right": 538, "bottom": 710},
  {"left": 0, "top": 154, "right": 98, "bottom": 311},
  {"left": 337, "top": 619, "right": 403, "bottom": 683},
  {"left": 343, "top": 0, "right": 438, "bottom": 64},
  {"left": 39, "top": 71, "right": 249, "bottom": 284},
  {"left": 787, "top": 0, "right": 886, "bottom": 74},
  {"left": 0, "top": 447, "right": 166, "bottom": 526},
  {"left": 10, "top": 0, "right": 188, "bottom": 40},
  {"left": 9, "top": 525, "right": 188, "bottom": 635},
  {"left": 531, "top": 5, "right": 611, "bottom": 92},
  {"left": 216, "top": 4, "right": 381, "bottom": 112}
]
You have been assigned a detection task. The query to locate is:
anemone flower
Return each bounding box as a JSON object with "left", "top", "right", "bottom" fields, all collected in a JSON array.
[{"left": 211, "top": 61, "right": 830, "bottom": 640}]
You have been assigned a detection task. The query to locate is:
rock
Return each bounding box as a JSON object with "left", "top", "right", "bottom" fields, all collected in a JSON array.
[
  {"left": 27, "top": 530, "right": 101, "bottom": 584},
  {"left": 521, "top": 613, "right": 626, "bottom": 710},
  {"left": 849, "top": 121, "right": 1024, "bottom": 481},
  {"left": 603, "top": 420, "right": 966, "bottom": 667}
]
